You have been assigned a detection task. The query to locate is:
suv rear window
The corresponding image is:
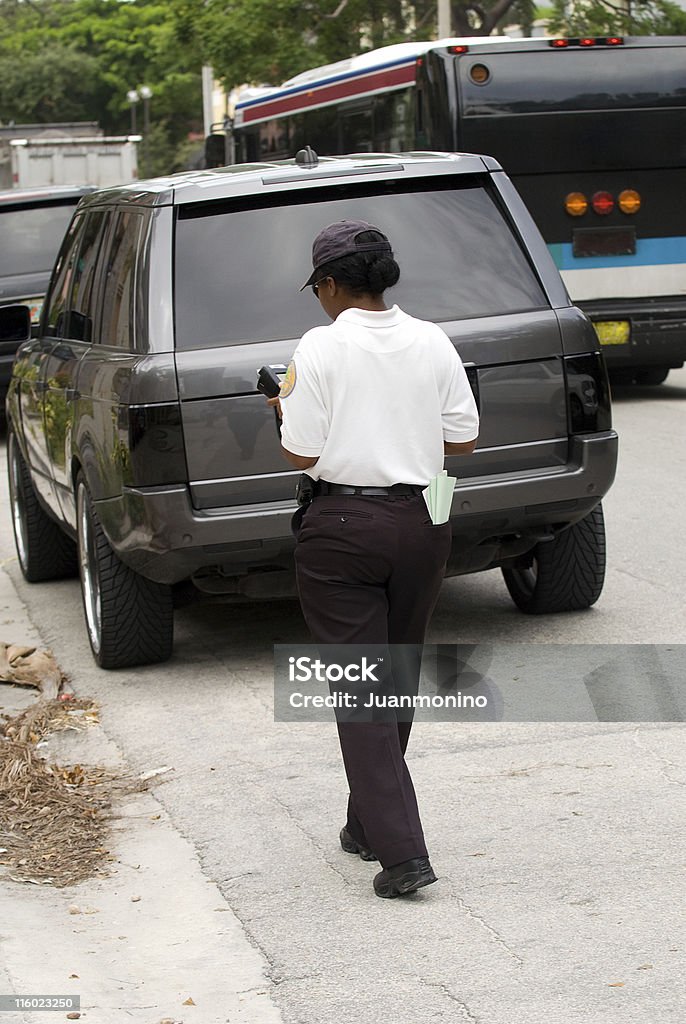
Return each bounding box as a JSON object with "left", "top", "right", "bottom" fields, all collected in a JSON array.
[
  {"left": 174, "top": 180, "right": 547, "bottom": 349},
  {"left": 0, "top": 201, "right": 78, "bottom": 276}
]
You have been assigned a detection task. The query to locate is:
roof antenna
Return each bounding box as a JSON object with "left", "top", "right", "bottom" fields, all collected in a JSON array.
[{"left": 295, "top": 146, "right": 318, "bottom": 167}]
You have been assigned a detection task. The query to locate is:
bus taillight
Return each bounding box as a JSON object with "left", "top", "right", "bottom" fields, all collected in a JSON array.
[
  {"left": 592, "top": 191, "right": 614, "bottom": 215},
  {"left": 565, "top": 192, "right": 588, "bottom": 217},
  {"left": 549, "top": 36, "right": 624, "bottom": 47},
  {"left": 619, "top": 189, "right": 641, "bottom": 214},
  {"left": 470, "top": 64, "right": 490, "bottom": 84},
  {"left": 566, "top": 190, "right": 640, "bottom": 217}
]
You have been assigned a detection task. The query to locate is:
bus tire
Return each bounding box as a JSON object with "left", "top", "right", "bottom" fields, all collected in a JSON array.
[
  {"left": 633, "top": 367, "right": 669, "bottom": 386},
  {"left": 76, "top": 475, "right": 173, "bottom": 669},
  {"left": 502, "top": 503, "right": 606, "bottom": 614}
]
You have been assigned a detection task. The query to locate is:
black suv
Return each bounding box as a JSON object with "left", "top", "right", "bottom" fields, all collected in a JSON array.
[
  {"left": 2, "top": 153, "right": 618, "bottom": 668},
  {"left": 0, "top": 186, "right": 93, "bottom": 410}
]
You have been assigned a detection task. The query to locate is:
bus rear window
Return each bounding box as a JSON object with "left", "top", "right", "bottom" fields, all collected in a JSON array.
[
  {"left": 460, "top": 49, "right": 686, "bottom": 116},
  {"left": 174, "top": 185, "right": 547, "bottom": 349}
]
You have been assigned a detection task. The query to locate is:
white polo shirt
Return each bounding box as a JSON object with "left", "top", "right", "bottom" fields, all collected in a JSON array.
[{"left": 279, "top": 305, "right": 479, "bottom": 486}]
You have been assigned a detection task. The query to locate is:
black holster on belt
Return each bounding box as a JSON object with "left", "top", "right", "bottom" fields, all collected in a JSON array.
[
  {"left": 295, "top": 473, "right": 316, "bottom": 507},
  {"left": 291, "top": 474, "right": 316, "bottom": 537}
]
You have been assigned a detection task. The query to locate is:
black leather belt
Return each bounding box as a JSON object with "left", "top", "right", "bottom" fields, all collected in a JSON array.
[{"left": 316, "top": 481, "right": 424, "bottom": 497}]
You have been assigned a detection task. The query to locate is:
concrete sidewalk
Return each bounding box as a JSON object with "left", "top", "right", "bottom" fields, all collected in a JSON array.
[{"left": 0, "top": 564, "right": 284, "bottom": 1024}]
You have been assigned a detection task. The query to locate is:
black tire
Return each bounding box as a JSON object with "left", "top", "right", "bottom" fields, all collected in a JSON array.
[
  {"left": 7, "top": 429, "right": 78, "bottom": 582},
  {"left": 75, "top": 474, "right": 173, "bottom": 669},
  {"left": 502, "top": 503, "right": 606, "bottom": 614},
  {"left": 608, "top": 368, "right": 633, "bottom": 386},
  {"left": 633, "top": 367, "right": 669, "bottom": 386},
  {"left": 610, "top": 366, "right": 669, "bottom": 386}
]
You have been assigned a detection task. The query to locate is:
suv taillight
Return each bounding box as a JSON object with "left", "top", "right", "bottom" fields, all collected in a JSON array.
[
  {"left": 123, "top": 403, "right": 188, "bottom": 486},
  {"left": 563, "top": 353, "right": 612, "bottom": 434}
]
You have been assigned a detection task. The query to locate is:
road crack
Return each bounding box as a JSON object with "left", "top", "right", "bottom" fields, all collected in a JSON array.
[
  {"left": 632, "top": 726, "right": 685, "bottom": 787},
  {"left": 420, "top": 978, "right": 482, "bottom": 1022},
  {"left": 613, "top": 567, "right": 666, "bottom": 588},
  {"left": 267, "top": 790, "right": 351, "bottom": 884},
  {"left": 272, "top": 971, "right": 325, "bottom": 986},
  {"left": 448, "top": 891, "right": 524, "bottom": 966},
  {"left": 460, "top": 760, "right": 613, "bottom": 781}
]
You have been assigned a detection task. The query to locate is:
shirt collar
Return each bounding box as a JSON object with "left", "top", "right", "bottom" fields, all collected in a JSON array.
[{"left": 335, "top": 304, "right": 408, "bottom": 328}]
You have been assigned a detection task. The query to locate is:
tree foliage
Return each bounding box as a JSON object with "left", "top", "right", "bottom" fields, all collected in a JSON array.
[
  {"left": 0, "top": 44, "right": 103, "bottom": 123},
  {"left": 548, "top": 0, "right": 686, "bottom": 34},
  {"left": 197, "top": 0, "right": 532, "bottom": 90},
  {"left": 197, "top": 0, "right": 418, "bottom": 90},
  {"left": 451, "top": 0, "right": 532, "bottom": 35},
  {"left": 0, "top": 0, "right": 203, "bottom": 173}
]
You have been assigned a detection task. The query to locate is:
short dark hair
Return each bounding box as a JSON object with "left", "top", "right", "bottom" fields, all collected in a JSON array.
[{"left": 317, "top": 229, "right": 400, "bottom": 296}]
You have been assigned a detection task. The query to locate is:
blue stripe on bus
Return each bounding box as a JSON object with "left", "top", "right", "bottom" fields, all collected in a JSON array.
[
  {"left": 549, "top": 235, "right": 686, "bottom": 270},
  {"left": 236, "top": 56, "right": 416, "bottom": 110}
]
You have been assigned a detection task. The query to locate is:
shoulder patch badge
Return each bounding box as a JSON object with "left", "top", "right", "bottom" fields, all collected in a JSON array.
[{"left": 279, "top": 360, "right": 297, "bottom": 398}]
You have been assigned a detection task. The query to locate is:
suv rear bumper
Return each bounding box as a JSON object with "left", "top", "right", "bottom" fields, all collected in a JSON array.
[
  {"left": 581, "top": 296, "right": 686, "bottom": 369},
  {"left": 95, "top": 432, "right": 619, "bottom": 586}
]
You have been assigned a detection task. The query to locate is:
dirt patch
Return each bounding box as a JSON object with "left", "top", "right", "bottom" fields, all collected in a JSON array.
[
  {"left": 2, "top": 695, "right": 97, "bottom": 745},
  {"left": 1, "top": 690, "right": 146, "bottom": 887}
]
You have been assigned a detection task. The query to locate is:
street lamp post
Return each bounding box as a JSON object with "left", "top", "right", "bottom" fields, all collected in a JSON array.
[
  {"left": 127, "top": 86, "right": 152, "bottom": 177},
  {"left": 438, "top": 0, "right": 451, "bottom": 37},
  {"left": 139, "top": 85, "right": 152, "bottom": 177},
  {"left": 126, "top": 89, "right": 139, "bottom": 135}
]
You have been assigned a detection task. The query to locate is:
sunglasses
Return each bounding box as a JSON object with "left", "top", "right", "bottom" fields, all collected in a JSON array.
[{"left": 312, "top": 276, "right": 330, "bottom": 296}]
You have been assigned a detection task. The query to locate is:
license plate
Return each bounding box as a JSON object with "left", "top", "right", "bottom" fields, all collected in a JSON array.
[
  {"left": 594, "top": 320, "right": 630, "bottom": 346},
  {"left": 573, "top": 227, "right": 636, "bottom": 258}
]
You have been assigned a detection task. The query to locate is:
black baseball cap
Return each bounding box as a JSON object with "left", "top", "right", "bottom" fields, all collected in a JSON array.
[{"left": 300, "top": 220, "right": 393, "bottom": 290}]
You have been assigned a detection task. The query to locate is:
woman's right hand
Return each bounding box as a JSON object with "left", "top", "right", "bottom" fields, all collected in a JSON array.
[{"left": 267, "top": 396, "right": 283, "bottom": 420}]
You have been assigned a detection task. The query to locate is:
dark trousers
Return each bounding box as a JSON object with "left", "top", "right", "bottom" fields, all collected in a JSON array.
[{"left": 294, "top": 492, "right": 452, "bottom": 868}]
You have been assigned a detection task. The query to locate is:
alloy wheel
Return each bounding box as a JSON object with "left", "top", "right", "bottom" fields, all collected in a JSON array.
[
  {"left": 8, "top": 434, "right": 29, "bottom": 572},
  {"left": 77, "top": 484, "right": 102, "bottom": 655}
]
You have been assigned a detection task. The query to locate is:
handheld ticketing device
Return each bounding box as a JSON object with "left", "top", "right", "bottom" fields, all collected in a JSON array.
[
  {"left": 257, "top": 364, "right": 288, "bottom": 398},
  {"left": 256, "top": 364, "right": 288, "bottom": 437}
]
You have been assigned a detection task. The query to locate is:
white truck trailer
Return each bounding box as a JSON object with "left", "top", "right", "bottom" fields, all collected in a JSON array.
[{"left": 8, "top": 134, "right": 140, "bottom": 188}]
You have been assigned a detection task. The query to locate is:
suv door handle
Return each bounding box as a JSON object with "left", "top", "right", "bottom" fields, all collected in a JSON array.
[
  {"left": 66, "top": 388, "right": 80, "bottom": 401},
  {"left": 34, "top": 379, "right": 49, "bottom": 393}
]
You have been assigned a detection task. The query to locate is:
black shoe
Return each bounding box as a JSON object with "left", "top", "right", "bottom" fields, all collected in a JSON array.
[
  {"left": 373, "top": 857, "right": 437, "bottom": 898},
  {"left": 339, "top": 827, "right": 377, "bottom": 862}
]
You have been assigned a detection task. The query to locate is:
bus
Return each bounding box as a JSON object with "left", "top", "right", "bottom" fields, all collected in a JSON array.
[{"left": 230, "top": 35, "right": 686, "bottom": 384}]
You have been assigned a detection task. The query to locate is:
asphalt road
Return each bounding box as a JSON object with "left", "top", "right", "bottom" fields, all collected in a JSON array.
[{"left": 1, "top": 366, "right": 685, "bottom": 1023}]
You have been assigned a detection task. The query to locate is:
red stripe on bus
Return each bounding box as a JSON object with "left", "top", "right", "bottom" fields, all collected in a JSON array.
[{"left": 239, "top": 64, "right": 416, "bottom": 124}]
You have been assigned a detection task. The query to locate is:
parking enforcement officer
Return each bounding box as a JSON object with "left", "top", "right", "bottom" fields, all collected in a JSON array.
[{"left": 271, "top": 220, "right": 479, "bottom": 898}]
